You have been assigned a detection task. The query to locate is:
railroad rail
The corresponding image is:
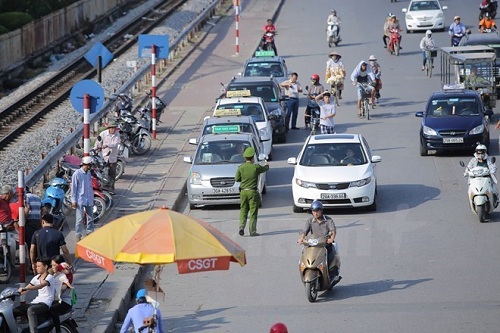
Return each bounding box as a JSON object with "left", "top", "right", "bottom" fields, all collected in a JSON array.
[{"left": 0, "top": 0, "right": 188, "bottom": 149}]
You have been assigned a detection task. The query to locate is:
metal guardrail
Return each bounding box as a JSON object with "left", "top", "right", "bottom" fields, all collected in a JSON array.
[{"left": 25, "top": 0, "right": 222, "bottom": 187}]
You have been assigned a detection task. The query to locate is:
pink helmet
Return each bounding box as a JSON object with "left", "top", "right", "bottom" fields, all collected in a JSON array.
[
  {"left": 270, "top": 323, "right": 288, "bottom": 333},
  {"left": 311, "top": 73, "right": 320, "bottom": 81}
]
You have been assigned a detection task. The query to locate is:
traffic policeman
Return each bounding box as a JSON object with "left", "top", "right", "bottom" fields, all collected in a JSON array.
[{"left": 235, "top": 147, "right": 269, "bottom": 236}]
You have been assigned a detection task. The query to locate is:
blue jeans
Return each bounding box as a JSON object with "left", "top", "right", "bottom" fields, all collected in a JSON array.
[
  {"left": 422, "top": 51, "right": 434, "bottom": 67},
  {"left": 285, "top": 98, "right": 299, "bottom": 129},
  {"left": 75, "top": 204, "right": 94, "bottom": 238}
]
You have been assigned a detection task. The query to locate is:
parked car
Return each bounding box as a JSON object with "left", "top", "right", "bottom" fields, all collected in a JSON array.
[
  {"left": 287, "top": 134, "right": 382, "bottom": 212},
  {"left": 240, "top": 51, "right": 289, "bottom": 83},
  {"left": 402, "top": 0, "right": 448, "bottom": 33},
  {"left": 214, "top": 91, "right": 274, "bottom": 158},
  {"left": 184, "top": 130, "right": 267, "bottom": 209},
  {"left": 415, "top": 87, "right": 493, "bottom": 156},
  {"left": 225, "top": 77, "right": 287, "bottom": 143}
]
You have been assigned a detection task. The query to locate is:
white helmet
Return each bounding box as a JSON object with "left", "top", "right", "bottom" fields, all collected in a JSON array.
[
  {"left": 475, "top": 144, "right": 487, "bottom": 153},
  {"left": 81, "top": 156, "right": 93, "bottom": 165},
  {"left": 426, "top": 30, "right": 432, "bottom": 36}
]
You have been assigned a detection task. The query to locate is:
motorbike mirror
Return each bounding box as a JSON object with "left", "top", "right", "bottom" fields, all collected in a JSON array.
[
  {"left": 459, "top": 161, "right": 465, "bottom": 167},
  {"left": 305, "top": 85, "right": 309, "bottom": 91},
  {"left": 97, "top": 136, "right": 102, "bottom": 141}
]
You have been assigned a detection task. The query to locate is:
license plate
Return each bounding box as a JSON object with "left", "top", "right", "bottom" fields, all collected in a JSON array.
[
  {"left": 443, "top": 137, "right": 464, "bottom": 143},
  {"left": 213, "top": 188, "right": 236, "bottom": 194},
  {"left": 320, "top": 193, "right": 346, "bottom": 199}
]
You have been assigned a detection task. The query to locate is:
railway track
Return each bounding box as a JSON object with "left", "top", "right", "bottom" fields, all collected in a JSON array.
[{"left": 0, "top": 0, "right": 188, "bottom": 150}]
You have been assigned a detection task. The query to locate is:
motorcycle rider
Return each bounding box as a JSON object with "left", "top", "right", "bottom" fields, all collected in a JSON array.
[
  {"left": 420, "top": 30, "right": 436, "bottom": 71},
  {"left": 479, "top": 12, "right": 497, "bottom": 32},
  {"left": 326, "top": 9, "right": 341, "bottom": 42},
  {"left": 465, "top": 144, "right": 499, "bottom": 203},
  {"left": 383, "top": 13, "right": 393, "bottom": 48},
  {"left": 297, "top": 200, "right": 341, "bottom": 279},
  {"left": 368, "top": 55, "right": 382, "bottom": 101},
  {"left": 304, "top": 74, "right": 325, "bottom": 129},
  {"left": 449, "top": 16, "right": 467, "bottom": 46},
  {"left": 325, "top": 51, "right": 346, "bottom": 100},
  {"left": 350, "top": 60, "right": 376, "bottom": 117},
  {"left": 386, "top": 14, "right": 403, "bottom": 50},
  {"left": 480, "top": 0, "right": 498, "bottom": 19},
  {"left": 261, "top": 19, "right": 278, "bottom": 55}
]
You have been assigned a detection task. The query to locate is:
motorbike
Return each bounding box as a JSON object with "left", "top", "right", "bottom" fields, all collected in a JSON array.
[
  {"left": 0, "top": 287, "right": 78, "bottom": 332},
  {"left": 260, "top": 31, "right": 278, "bottom": 55},
  {"left": 113, "top": 93, "right": 133, "bottom": 118},
  {"left": 303, "top": 87, "right": 321, "bottom": 134},
  {"left": 299, "top": 235, "right": 341, "bottom": 302},
  {"left": 117, "top": 113, "right": 152, "bottom": 156},
  {"left": 479, "top": 0, "right": 498, "bottom": 20},
  {"left": 460, "top": 158, "right": 498, "bottom": 222},
  {"left": 387, "top": 28, "right": 401, "bottom": 56},
  {"left": 41, "top": 177, "right": 68, "bottom": 230},
  {"left": 142, "top": 90, "right": 167, "bottom": 126},
  {"left": 327, "top": 22, "right": 341, "bottom": 47}
]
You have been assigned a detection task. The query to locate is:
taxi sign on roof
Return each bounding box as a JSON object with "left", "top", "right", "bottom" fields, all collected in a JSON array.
[
  {"left": 226, "top": 89, "right": 252, "bottom": 98},
  {"left": 214, "top": 108, "right": 242, "bottom": 116},
  {"left": 443, "top": 83, "right": 465, "bottom": 91},
  {"left": 212, "top": 125, "right": 241, "bottom": 134},
  {"left": 255, "top": 50, "right": 275, "bottom": 57}
]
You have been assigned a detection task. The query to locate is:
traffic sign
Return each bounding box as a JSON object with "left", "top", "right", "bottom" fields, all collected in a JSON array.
[
  {"left": 138, "top": 34, "right": 169, "bottom": 59},
  {"left": 84, "top": 42, "right": 114, "bottom": 69},
  {"left": 70, "top": 80, "right": 105, "bottom": 114}
]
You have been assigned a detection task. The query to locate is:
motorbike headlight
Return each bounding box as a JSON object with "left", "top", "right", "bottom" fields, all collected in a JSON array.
[
  {"left": 190, "top": 172, "right": 202, "bottom": 185},
  {"left": 469, "top": 124, "right": 485, "bottom": 135},
  {"left": 422, "top": 125, "right": 438, "bottom": 136},
  {"left": 296, "top": 178, "right": 316, "bottom": 188},
  {"left": 349, "top": 176, "right": 372, "bottom": 188}
]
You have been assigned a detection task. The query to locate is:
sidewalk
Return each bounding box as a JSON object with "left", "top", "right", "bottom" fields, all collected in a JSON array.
[{"left": 66, "top": 0, "right": 285, "bottom": 331}]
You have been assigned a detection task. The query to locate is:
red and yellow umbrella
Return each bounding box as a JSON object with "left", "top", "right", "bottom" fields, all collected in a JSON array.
[{"left": 76, "top": 207, "right": 246, "bottom": 273}]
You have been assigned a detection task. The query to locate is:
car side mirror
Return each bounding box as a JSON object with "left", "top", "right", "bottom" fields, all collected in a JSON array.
[
  {"left": 183, "top": 156, "right": 192, "bottom": 164},
  {"left": 287, "top": 157, "right": 297, "bottom": 165},
  {"left": 188, "top": 138, "right": 199, "bottom": 145},
  {"left": 459, "top": 161, "right": 465, "bottom": 167},
  {"left": 415, "top": 111, "right": 424, "bottom": 117}
]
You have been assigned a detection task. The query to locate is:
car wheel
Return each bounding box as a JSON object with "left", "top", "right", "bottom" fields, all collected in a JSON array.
[
  {"left": 293, "top": 203, "right": 302, "bottom": 213},
  {"left": 420, "top": 141, "right": 428, "bottom": 156},
  {"left": 262, "top": 185, "right": 267, "bottom": 195}
]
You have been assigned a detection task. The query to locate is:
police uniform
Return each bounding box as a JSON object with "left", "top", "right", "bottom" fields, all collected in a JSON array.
[{"left": 235, "top": 147, "right": 269, "bottom": 236}]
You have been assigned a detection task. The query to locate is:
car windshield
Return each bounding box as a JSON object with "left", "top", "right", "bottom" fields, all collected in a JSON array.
[
  {"left": 245, "top": 62, "right": 284, "bottom": 77},
  {"left": 410, "top": 1, "right": 440, "bottom": 11},
  {"left": 202, "top": 123, "right": 256, "bottom": 136},
  {"left": 227, "top": 86, "right": 278, "bottom": 103},
  {"left": 216, "top": 103, "right": 266, "bottom": 122},
  {"left": 194, "top": 140, "right": 251, "bottom": 164},
  {"left": 299, "top": 143, "right": 367, "bottom": 166},
  {"left": 427, "top": 97, "right": 480, "bottom": 116}
]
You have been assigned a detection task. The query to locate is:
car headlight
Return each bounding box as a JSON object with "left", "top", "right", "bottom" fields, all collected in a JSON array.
[
  {"left": 437, "top": 12, "right": 443, "bottom": 18},
  {"left": 296, "top": 178, "right": 316, "bottom": 188},
  {"left": 406, "top": 14, "right": 413, "bottom": 20},
  {"left": 349, "top": 176, "right": 372, "bottom": 188},
  {"left": 259, "top": 127, "right": 270, "bottom": 137},
  {"left": 469, "top": 124, "right": 485, "bottom": 135},
  {"left": 190, "top": 172, "right": 202, "bottom": 185},
  {"left": 422, "top": 125, "right": 438, "bottom": 136}
]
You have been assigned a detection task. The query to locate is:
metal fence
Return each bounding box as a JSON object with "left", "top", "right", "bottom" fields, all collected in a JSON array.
[{"left": 0, "top": 0, "right": 126, "bottom": 73}]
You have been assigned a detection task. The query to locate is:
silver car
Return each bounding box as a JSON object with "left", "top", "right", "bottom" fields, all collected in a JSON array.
[{"left": 184, "top": 132, "right": 267, "bottom": 209}]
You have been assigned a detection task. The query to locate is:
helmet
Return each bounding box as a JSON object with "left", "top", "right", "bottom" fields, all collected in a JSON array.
[
  {"left": 331, "top": 9, "right": 336, "bottom": 14},
  {"left": 388, "top": 12, "right": 393, "bottom": 17},
  {"left": 475, "top": 144, "right": 487, "bottom": 153},
  {"left": 270, "top": 323, "right": 288, "bottom": 333},
  {"left": 368, "top": 55, "right": 377, "bottom": 61},
  {"left": 310, "top": 200, "right": 323, "bottom": 211},
  {"left": 136, "top": 289, "right": 147, "bottom": 299},
  {"left": 81, "top": 156, "right": 93, "bottom": 165},
  {"left": 426, "top": 30, "right": 432, "bottom": 36},
  {"left": 454, "top": 15, "right": 461, "bottom": 20},
  {"left": 243, "top": 147, "right": 255, "bottom": 158},
  {"left": 311, "top": 74, "right": 320, "bottom": 81}
]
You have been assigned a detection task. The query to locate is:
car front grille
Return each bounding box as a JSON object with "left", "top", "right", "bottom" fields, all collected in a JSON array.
[
  {"left": 210, "top": 177, "right": 236, "bottom": 187},
  {"left": 439, "top": 130, "right": 467, "bottom": 136},
  {"left": 316, "top": 183, "right": 350, "bottom": 190}
]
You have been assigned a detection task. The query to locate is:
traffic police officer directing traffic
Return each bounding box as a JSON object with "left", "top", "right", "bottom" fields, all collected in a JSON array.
[{"left": 235, "top": 147, "right": 269, "bottom": 236}]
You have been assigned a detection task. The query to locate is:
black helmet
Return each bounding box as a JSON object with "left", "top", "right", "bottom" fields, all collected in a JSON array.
[{"left": 311, "top": 200, "right": 323, "bottom": 211}]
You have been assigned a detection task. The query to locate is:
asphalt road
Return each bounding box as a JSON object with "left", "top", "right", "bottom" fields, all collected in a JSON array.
[{"left": 158, "top": 0, "right": 500, "bottom": 332}]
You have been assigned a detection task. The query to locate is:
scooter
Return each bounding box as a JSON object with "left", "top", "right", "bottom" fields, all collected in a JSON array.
[
  {"left": 327, "top": 22, "right": 341, "bottom": 47},
  {"left": 480, "top": 0, "right": 498, "bottom": 19},
  {"left": 452, "top": 32, "right": 466, "bottom": 46},
  {"left": 117, "top": 114, "right": 152, "bottom": 156},
  {"left": 0, "top": 287, "right": 78, "bottom": 332},
  {"left": 388, "top": 28, "right": 401, "bottom": 56},
  {"left": 260, "top": 31, "right": 278, "bottom": 55},
  {"left": 113, "top": 93, "right": 133, "bottom": 118},
  {"left": 142, "top": 90, "right": 167, "bottom": 125},
  {"left": 299, "top": 235, "right": 341, "bottom": 302},
  {"left": 460, "top": 158, "right": 498, "bottom": 222},
  {"left": 41, "top": 177, "right": 68, "bottom": 230}
]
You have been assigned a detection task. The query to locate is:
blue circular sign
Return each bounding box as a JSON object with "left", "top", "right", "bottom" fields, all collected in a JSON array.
[{"left": 70, "top": 80, "right": 105, "bottom": 114}]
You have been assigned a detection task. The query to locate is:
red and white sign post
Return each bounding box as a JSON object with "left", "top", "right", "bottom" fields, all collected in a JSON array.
[
  {"left": 17, "top": 171, "right": 26, "bottom": 303},
  {"left": 83, "top": 94, "right": 91, "bottom": 156},
  {"left": 151, "top": 44, "right": 158, "bottom": 139},
  {"left": 235, "top": 0, "right": 240, "bottom": 55}
]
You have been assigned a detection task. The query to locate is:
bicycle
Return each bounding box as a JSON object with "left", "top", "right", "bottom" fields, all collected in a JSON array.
[
  {"left": 424, "top": 49, "right": 437, "bottom": 78},
  {"left": 329, "top": 82, "right": 341, "bottom": 106},
  {"left": 358, "top": 83, "right": 372, "bottom": 120}
]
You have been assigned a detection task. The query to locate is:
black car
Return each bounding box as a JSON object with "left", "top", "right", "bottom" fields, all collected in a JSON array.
[
  {"left": 225, "top": 76, "right": 288, "bottom": 143},
  {"left": 415, "top": 88, "right": 493, "bottom": 156}
]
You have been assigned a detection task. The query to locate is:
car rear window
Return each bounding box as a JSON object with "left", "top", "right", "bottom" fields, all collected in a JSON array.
[
  {"left": 428, "top": 97, "right": 480, "bottom": 116},
  {"left": 215, "top": 103, "right": 266, "bottom": 122},
  {"left": 227, "top": 85, "right": 278, "bottom": 103}
]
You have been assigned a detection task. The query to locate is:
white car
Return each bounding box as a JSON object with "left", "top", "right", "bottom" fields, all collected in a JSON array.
[
  {"left": 402, "top": 0, "right": 448, "bottom": 33},
  {"left": 214, "top": 90, "right": 273, "bottom": 159},
  {"left": 287, "top": 134, "right": 382, "bottom": 212}
]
